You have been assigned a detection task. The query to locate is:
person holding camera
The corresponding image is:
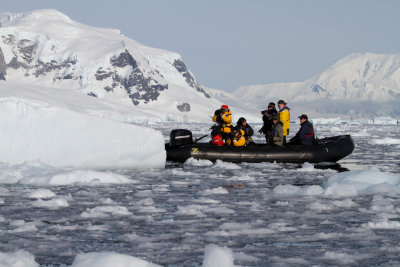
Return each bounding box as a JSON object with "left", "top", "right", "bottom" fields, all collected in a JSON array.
[
  {"left": 258, "top": 102, "right": 278, "bottom": 143},
  {"left": 270, "top": 114, "right": 284, "bottom": 147},
  {"left": 212, "top": 104, "right": 232, "bottom": 141},
  {"left": 226, "top": 127, "right": 246, "bottom": 146},
  {"left": 236, "top": 117, "right": 255, "bottom": 145}
]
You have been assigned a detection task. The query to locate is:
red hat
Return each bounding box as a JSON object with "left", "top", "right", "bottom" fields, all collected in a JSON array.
[{"left": 221, "top": 105, "right": 229, "bottom": 109}]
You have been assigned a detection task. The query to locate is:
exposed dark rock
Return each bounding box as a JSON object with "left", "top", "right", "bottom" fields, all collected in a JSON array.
[
  {"left": 104, "top": 86, "right": 113, "bottom": 92},
  {"left": 18, "top": 39, "right": 38, "bottom": 63},
  {"left": 2, "top": 34, "right": 15, "bottom": 46},
  {"left": 95, "top": 69, "right": 113, "bottom": 81},
  {"left": 87, "top": 92, "right": 97, "bottom": 97},
  {"left": 312, "top": 84, "right": 326, "bottom": 94},
  {"left": 173, "top": 59, "right": 210, "bottom": 99},
  {"left": 111, "top": 49, "right": 137, "bottom": 69},
  {"left": 62, "top": 74, "right": 73, "bottom": 79},
  {"left": 1, "top": 35, "right": 170, "bottom": 106},
  {"left": 0, "top": 47, "right": 6, "bottom": 80},
  {"left": 97, "top": 50, "right": 168, "bottom": 105},
  {"left": 8, "top": 56, "right": 28, "bottom": 69},
  {"left": 33, "top": 59, "right": 75, "bottom": 77},
  {"left": 122, "top": 68, "right": 168, "bottom": 105},
  {"left": 2, "top": 34, "right": 76, "bottom": 78},
  {"left": 177, "top": 103, "right": 190, "bottom": 112}
]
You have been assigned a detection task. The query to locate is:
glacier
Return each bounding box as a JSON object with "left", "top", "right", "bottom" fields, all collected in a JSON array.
[{"left": 0, "top": 82, "right": 165, "bottom": 169}]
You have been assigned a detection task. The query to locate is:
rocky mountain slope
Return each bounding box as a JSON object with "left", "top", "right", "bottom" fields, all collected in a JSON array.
[{"left": 0, "top": 9, "right": 257, "bottom": 123}]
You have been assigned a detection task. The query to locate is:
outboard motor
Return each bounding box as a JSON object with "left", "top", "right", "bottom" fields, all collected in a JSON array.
[{"left": 169, "top": 129, "right": 193, "bottom": 147}]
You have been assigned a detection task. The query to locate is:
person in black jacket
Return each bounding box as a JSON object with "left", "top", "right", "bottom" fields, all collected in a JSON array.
[
  {"left": 290, "top": 114, "right": 314, "bottom": 145},
  {"left": 258, "top": 102, "right": 278, "bottom": 143},
  {"left": 236, "top": 117, "right": 255, "bottom": 145}
]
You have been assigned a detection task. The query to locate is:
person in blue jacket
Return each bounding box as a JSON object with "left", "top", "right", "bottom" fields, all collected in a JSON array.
[{"left": 289, "top": 114, "right": 314, "bottom": 145}]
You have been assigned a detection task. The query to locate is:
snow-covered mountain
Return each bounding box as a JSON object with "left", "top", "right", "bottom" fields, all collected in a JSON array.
[
  {"left": 232, "top": 53, "right": 400, "bottom": 119},
  {"left": 0, "top": 9, "right": 257, "bottom": 123}
]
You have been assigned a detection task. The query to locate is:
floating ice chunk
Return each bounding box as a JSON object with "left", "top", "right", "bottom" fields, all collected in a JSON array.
[
  {"left": 332, "top": 199, "right": 359, "bottom": 208},
  {"left": 199, "top": 187, "right": 229, "bottom": 195},
  {"left": 322, "top": 182, "right": 359, "bottom": 197},
  {"left": 0, "top": 161, "right": 136, "bottom": 185},
  {"left": 8, "top": 220, "right": 39, "bottom": 233},
  {"left": 298, "top": 162, "right": 315, "bottom": 171},
  {"left": 71, "top": 252, "right": 161, "bottom": 267},
  {"left": 136, "top": 198, "right": 155, "bottom": 206},
  {"left": 323, "top": 168, "right": 400, "bottom": 196},
  {"left": 362, "top": 218, "right": 400, "bottom": 229},
  {"left": 27, "top": 188, "right": 56, "bottom": 199},
  {"left": 308, "top": 202, "right": 333, "bottom": 211},
  {"left": 0, "top": 250, "right": 38, "bottom": 267},
  {"left": 81, "top": 206, "right": 132, "bottom": 218},
  {"left": 273, "top": 184, "right": 323, "bottom": 196},
  {"left": 176, "top": 204, "right": 206, "bottom": 217},
  {"left": 269, "top": 256, "right": 309, "bottom": 265},
  {"left": 233, "top": 251, "right": 260, "bottom": 263},
  {"left": 184, "top": 157, "right": 213, "bottom": 167},
  {"left": 32, "top": 197, "right": 70, "bottom": 209},
  {"left": 273, "top": 184, "right": 301, "bottom": 195},
  {"left": 212, "top": 160, "right": 241, "bottom": 170},
  {"left": 228, "top": 175, "right": 255, "bottom": 181},
  {"left": 203, "top": 244, "right": 234, "bottom": 267},
  {"left": 204, "top": 206, "right": 235, "bottom": 214},
  {"left": 21, "top": 169, "right": 133, "bottom": 185},
  {"left": 100, "top": 198, "right": 116, "bottom": 204},
  {"left": 371, "top": 138, "right": 400, "bottom": 145},
  {"left": 323, "top": 251, "right": 368, "bottom": 264}
]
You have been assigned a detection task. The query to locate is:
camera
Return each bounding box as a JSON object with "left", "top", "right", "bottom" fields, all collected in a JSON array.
[{"left": 214, "top": 109, "right": 222, "bottom": 116}]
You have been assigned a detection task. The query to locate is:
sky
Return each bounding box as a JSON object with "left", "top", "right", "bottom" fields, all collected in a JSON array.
[{"left": 1, "top": 0, "right": 400, "bottom": 92}]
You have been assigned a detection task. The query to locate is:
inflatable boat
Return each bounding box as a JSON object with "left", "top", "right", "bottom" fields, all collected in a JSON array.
[{"left": 165, "top": 129, "right": 354, "bottom": 164}]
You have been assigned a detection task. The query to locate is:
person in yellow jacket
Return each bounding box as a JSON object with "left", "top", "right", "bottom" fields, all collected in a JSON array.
[
  {"left": 212, "top": 104, "right": 232, "bottom": 139},
  {"left": 277, "top": 100, "right": 290, "bottom": 144},
  {"left": 226, "top": 127, "right": 246, "bottom": 146}
]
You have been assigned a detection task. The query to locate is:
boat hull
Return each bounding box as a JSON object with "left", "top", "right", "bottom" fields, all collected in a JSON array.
[{"left": 166, "top": 135, "right": 354, "bottom": 163}]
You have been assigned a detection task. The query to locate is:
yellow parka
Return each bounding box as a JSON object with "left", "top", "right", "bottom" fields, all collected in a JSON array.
[
  {"left": 279, "top": 107, "right": 290, "bottom": 136},
  {"left": 212, "top": 109, "right": 232, "bottom": 133},
  {"left": 232, "top": 135, "right": 246, "bottom": 146},
  {"left": 226, "top": 129, "right": 246, "bottom": 146}
]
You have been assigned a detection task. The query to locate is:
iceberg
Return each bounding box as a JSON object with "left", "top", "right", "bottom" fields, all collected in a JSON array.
[{"left": 0, "top": 86, "right": 165, "bottom": 169}]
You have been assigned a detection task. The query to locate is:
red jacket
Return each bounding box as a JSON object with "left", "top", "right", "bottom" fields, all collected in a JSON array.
[{"left": 211, "top": 134, "right": 224, "bottom": 146}]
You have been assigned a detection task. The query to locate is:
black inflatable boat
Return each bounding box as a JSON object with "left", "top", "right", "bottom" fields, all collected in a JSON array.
[{"left": 165, "top": 129, "right": 355, "bottom": 164}]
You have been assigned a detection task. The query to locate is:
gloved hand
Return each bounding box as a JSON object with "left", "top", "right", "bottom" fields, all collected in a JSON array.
[{"left": 214, "top": 109, "right": 222, "bottom": 116}]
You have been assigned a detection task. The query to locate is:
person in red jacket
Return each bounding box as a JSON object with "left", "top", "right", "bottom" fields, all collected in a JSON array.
[
  {"left": 210, "top": 125, "right": 224, "bottom": 146},
  {"left": 211, "top": 134, "right": 224, "bottom": 146}
]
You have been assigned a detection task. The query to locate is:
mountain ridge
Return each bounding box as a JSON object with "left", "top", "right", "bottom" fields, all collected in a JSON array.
[
  {"left": 231, "top": 52, "right": 400, "bottom": 119},
  {"left": 1, "top": 9, "right": 253, "bottom": 123}
]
